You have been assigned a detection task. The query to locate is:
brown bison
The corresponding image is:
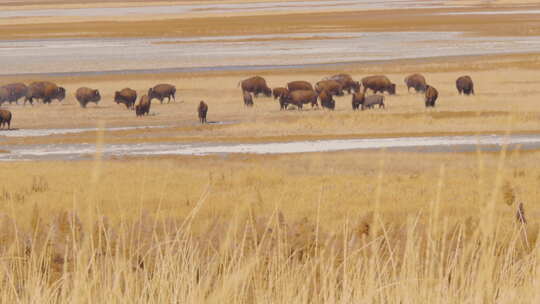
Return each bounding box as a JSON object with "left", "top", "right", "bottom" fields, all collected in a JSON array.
[
  {"left": 114, "top": 88, "right": 137, "bottom": 109},
  {"left": 243, "top": 91, "right": 254, "bottom": 107},
  {"left": 239, "top": 76, "right": 272, "bottom": 97},
  {"left": 287, "top": 81, "right": 313, "bottom": 92},
  {"left": 352, "top": 92, "right": 365, "bottom": 110},
  {"left": 280, "top": 90, "right": 318, "bottom": 110},
  {"left": 425, "top": 85, "right": 438, "bottom": 108},
  {"left": 0, "top": 83, "right": 27, "bottom": 104},
  {"left": 0, "top": 87, "right": 9, "bottom": 105},
  {"left": 456, "top": 76, "right": 474, "bottom": 95},
  {"left": 75, "top": 87, "right": 101, "bottom": 108},
  {"left": 319, "top": 90, "right": 335, "bottom": 110},
  {"left": 135, "top": 95, "right": 151, "bottom": 117},
  {"left": 198, "top": 101, "right": 208, "bottom": 124},
  {"left": 404, "top": 74, "right": 427, "bottom": 92},
  {"left": 362, "top": 75, "right": 396, "bottom": 95},
  {"left": 25, "top": 81, "right": 65, "bottom": 105},
  {"left": 0, "top": 109, "right": 11, "bottom": 129},
  {"left": 315, "top": 80, "right": 343, "bottom": 96},
  {"left": 327, "top": 74, "right": 360, "bottom": 94},
  {"left": 148, "top": 84, "right": 176, "bottom": 104},
  {"left": 273, "top": 87, "right": 289, "bottom": 100}
]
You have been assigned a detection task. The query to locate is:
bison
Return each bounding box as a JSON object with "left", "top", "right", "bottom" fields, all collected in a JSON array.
[
  {"left": 287, "top": 81, "right": 313, "bottom": 92},
  {"left": 327, "top": 74, "right": 360, "bottom": 94},
  {"left": 315, "top": 80, "right": 343, "bottom": 96},
  {"left": 280, "top": 90, "right": 318, "bottom": 110},
  {"left": 0, "top": 109, "right": 11, "bottom": 129},
  {"left": 362, "top": 95, "right": 385, "bottom": 110},
  {"left": 148, "top": 84, "right": 176, "bottom": 104},
  {"left": 0, "top": 83, "right": 27, "bottom": 104},
  {"left": 114, "top": 88, "right": 137, "bottom": 109},
  {"left": 135, "top": 95, "right": 151, "bottom": 117},
  {"left": 198, "top": 101, "right": 208, "bottom": 124},
  {"left": 319, "top": 90, "right": 335, "bottom": 110},
  {"left": 352, "top": 92, "right": 365, "bottom": 110},
  {"left": 404, "top": 74, "right": 427, "bottom": 93},
  {"left": 425, "top": 85, "right": 438, "bottom": 108},
  {"left": 456, "top": 76, "right": 474, "bottom": 95},
  {"left": 239, "top": 76, "right": 272, "bottom": 97},
  {"left": 273, "top": 87, "right": 289, "bottom": 100},
  {"left": 243, "top": 91, "right": 254, "bottom": 107},
  {"left": 362, "top": 75, "right": 396, "bottom": 95},
  {"left": 25, "top": 81, "right": 65, "bottom": 105},
  {"left": 75, "top": 87, "right": 101, "bottom": 108},
  {"left": 0, "top": 87, "right": 9, "bottom": 105}
]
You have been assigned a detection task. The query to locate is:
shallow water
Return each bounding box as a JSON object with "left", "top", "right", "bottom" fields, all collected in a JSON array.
[
  {"left": 0, "top": 0, "right": 451, "bottom": 19},
  {"left": 2, "top": 134, "right": 539, "bottom": 161},
  {"left": 2, "top": 32, "right": 540, "bottom": 76}
]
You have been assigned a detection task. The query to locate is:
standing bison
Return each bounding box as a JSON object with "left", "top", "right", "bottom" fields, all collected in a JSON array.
[
  {"left": 362, "top": 75, "right": 396, "bottom": 95},
  {"left": 404, "top": 74, "right": 427, "bottom": 92},
  {"left": 327, "top": 74, "right": 360, "bottom": 94},
  {"left": 273, "top": 87, "right": 289, "bottom": 100},
  {"left": 114, "top": 88, "right": 137, "bottom": 109},
  {"left": 148, "top": 84, "right": 176, "bottom": 104},
  {"left": 456, "top": 76, "right": 475, "bottom": 95},
  {"left": 0, "top": 83, "right": 27, "bottom": 104},
  {"left": 280, "top": 90, "right": 318, "bottom": 110},
  {"left": 352, "top": 92, "right": 365, "bottom": 110},
  {"left": 198, "top": 101, "right": 208, "bottom": 124},
  {"left": 25, "top": 81, "right": 65, "bottom": 105},
  {"left": 353, "top": 93, "right": 385, "bottom": 111},
  {"left": 425, "top": 85, "right": 438, "bottom": 108},
  {"left": 319, "top": 90, "right": 335, "bottom": 110},
  {"left": 315, "top": 80, "right": 343, "bottom": 96},
  {"left": 0, "top": 109, "right": 12, "bottom": 129},
  {"left": 243, "top": 91, "right": 254, "bottom": 107},
  {"left": 75, "top": 87, "right": 101, "bottom": 108},
  {"left": 135, "top": 95, "right": 151, "bottom": 117},
  {"left": 239, "top": 76, "right": 272, "bottom": 97},
  {"left": 287, "top": 81, "right": 313, "bottom": 92}
]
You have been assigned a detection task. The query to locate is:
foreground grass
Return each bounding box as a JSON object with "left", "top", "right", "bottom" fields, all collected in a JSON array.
[{"left": 1, "top": 150, "right": 539, "bottom": 302}]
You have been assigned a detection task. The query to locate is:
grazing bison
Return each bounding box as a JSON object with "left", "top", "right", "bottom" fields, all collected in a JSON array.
[
  {"left": 243, "top": 91, "right": 254, "bottom": 107},
  {"left": 319, "top": 90, "right": 335, "bottom": 110},
  {"left": 148, "top": 84, "right": 176, "bottom": 104},
  {"left": 327, "top": 74, "right": 360, "bottom": 94},
  {"left": 360, "top": 95, "right": 385, "bottom": 111},
  {"left": 404, "top": 74, "right": 427, "bottom": 93},
  {"left": 425, "top": 85, "right": 439, "bottom": 108},
  {"left": 114, "top": 88, "right": 137, "bottom": 109},
  {"left": 1, "top": 83, "right": 27, "bottom": 104},
  {"left": 273, "top": 87, "right": 289, "bottom": 100},
  {"left": 287, "top": 81, "right": 313, "bottom": 92},
  {"left": 315, "top": 80, "right": 343, "bottom": 96},
  {"left": 75, "top": 87, "right": 101, "bottom": 108},
  {"left": 352, "top": 92, "right": 365, "bottom": 110},
  {"left": 135, "top": 95, "right": 151, "bottom": 117},
  {"left": 239, "top": 76, "right": 272, "bottom": 97},
  {"left": 280, "top": 90, "right": 318, "bottom": 110},
  {"left": 362, "top": 75, "right": 396, "bottom": 95},
  {"left": 456, "top": 76, "right": 475, "bottom": 95},
  {"left": 0, "top": 109, "right": 11, "bottom": 129},
  {"left": 25, "top": 81, "right": 65, "bottom": 105},
  {"left": 198, "top": 101, "right": 208, "bottom": 124}
]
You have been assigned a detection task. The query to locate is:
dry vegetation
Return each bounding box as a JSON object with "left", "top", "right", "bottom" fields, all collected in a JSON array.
[{"left": 1, "top": 149, "right": 540, "bottom": 302}]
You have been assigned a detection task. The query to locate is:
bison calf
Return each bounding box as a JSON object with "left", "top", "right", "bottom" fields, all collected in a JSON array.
[
  {"left": 425, "top": 85, "right": 438, "bottom": 108},
  {"left": 0, "top": 109, "right": 12, "bottom": 129},
  {"left": 243, "top": 91, "right": 254, "bottom": 107},
  {"left": 361, "top": 95, "right": 385, "bottom": 110},
  {"left": 76, "top": 87, "right": 101, "bottom": 108},
  {"left": 114, "top": 88, "right": 137, "bottom": 109},
  {"left": 198, "top": 101, "right": 208, "bottom": 124}
]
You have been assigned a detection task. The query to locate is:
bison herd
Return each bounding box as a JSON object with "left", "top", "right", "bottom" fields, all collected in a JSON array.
[
  {"left": 240, "top": 73, "right": 474, "bottom": 113},
  {"left": 0, "top": 73, "right": 475, "bottom": 130}
]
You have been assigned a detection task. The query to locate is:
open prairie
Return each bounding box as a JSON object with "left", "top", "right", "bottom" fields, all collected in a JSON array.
[{"left": 1, "top": 0, "right": 540, "bottom": 302}]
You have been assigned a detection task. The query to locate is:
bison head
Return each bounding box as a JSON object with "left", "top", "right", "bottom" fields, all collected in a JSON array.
[
  {"left": 147, "top": 88, "right": 155, "bottom": 99},
  {"left": 263, "top": 87, "right": 272, "bottom": 97},
  {"left": 114, "top": 91, "right": 120, "bottom": 104},
  {"left": 352, "top": 81, "right": 361, "bottom": 93},
  {"left": 92, "top": 90, "right": 101, "bottom": 102},
  {"left": 388, "top": 83, "right": 396, "bottom": 95},
  {"left": 56, "top": 87, "right": 66, "bottom": 101}
]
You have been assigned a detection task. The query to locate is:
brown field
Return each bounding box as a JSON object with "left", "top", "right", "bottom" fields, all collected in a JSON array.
[{"left": 2, "top": 1, "right": 540, "bottom": 302}]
